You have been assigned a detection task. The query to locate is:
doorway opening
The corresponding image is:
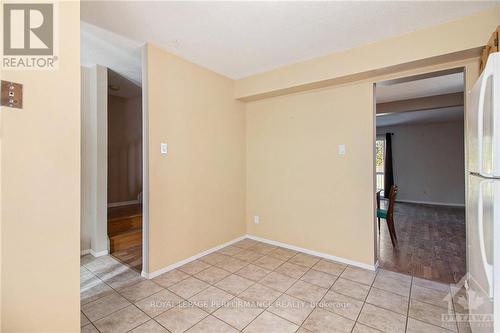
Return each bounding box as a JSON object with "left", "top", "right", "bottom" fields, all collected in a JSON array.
[
  {"left": 107, "top": 70, "right": 143, "bottom": 272},
  {"left": 80, "top": 21, "right": 147, "bottom": 279},
  {"left": 374, "top": 68, "right": 466, "bottom": 284}
]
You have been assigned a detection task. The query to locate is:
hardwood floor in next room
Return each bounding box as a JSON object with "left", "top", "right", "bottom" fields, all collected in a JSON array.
[{"left": 378, "top": 202, "right": 466, "bottom": 284}]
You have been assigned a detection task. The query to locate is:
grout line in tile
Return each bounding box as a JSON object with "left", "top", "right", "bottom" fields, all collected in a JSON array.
[
  {"left": 408, "top": 294, "right": 452, "bottom": 311},
  {"left": 83, "top": 241, "right": 456, "bottom": 333},
  {"left": 406, "top": 309, "right": 459, "bottom": 333},
  {"left": 81, "top": 291, "right": 111, "bottom": 307},
  {"left": 89, "top": 322, "right": 102, "bottom": 333},
  {"left": 336, "top": 273, "right": 376, "bottom": 288},
  {"left": 294, "top": 262, "right": 350, "bottom": 331},
  {"left": 81, "top": 311, "right": 92, "bottom": 326},
  {"left": 347, "top": 264, "right": 380, "bottom": 333},
  {"left": 237, "top": 249, "right": 330, "bottom": 331},
  {"left": 121, "top": 303, "right": 155, "bottom": 333},
  {"left": 403, "top": 276, "right": 413, "bottom": 333},
  {"left": 83, "top": 295, "right": 131, "bottom": 323},
  {"left": 154, "top": 255, "right": 258, "bottom": 331},
  {"left": 450, "top": 289, "right": 462, "bottom": 333},
  {"left": 82, "top": 246, "right": 258, "bottom": 330},
  {"left": 408, "top": 317, "right": 458, "bottom": 333},
  {"left": 81, "top": 261, "right": 154, "bottom": 325}
]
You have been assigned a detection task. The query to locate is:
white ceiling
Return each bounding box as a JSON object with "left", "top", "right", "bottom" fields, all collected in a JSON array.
[
  {"left": 377, "top": 106, "right": 464, "bottom": 127},
  {"left": 376, "top": 72, "right": 464, "bottom": 103},
  {"left": 81, "top": 21, "right": 143, "bottom": 85},
  {"left": 80, "top": 1, "right": 496, "bottom": 80}
]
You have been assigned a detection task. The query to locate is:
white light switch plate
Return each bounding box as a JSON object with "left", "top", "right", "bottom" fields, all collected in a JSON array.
[
  {"left": 160, "top": 143, "right": 168, "bottom": 154},
  {"left": 338, "top": 144, "right": 346, "bottom": 156}
]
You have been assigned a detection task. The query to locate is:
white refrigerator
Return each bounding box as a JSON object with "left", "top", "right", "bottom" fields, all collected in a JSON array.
[{"left": 467, "top": 51, "right": 500, "bottom": 333}]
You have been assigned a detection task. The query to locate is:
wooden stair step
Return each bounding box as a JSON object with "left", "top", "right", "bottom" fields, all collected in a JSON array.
[
  {"left": 109, "top": 229, "right": 142, "bottom": 253},
  {"left": 108, "top": 213, "right": 142, "bottom": 222},
  {"left": 108, "top": 215, "right": 142, "bottom": 237}
]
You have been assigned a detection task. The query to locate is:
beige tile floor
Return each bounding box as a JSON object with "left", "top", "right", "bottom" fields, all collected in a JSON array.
[{"left": 81, "top": 238, "right": 471, "bottom": 333}]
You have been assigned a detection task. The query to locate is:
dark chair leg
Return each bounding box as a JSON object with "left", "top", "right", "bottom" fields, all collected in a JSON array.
[
  {"left": 377, "top": 218, "right": 380, "bottom": 234},
  {"left": 386, "top": 217, "right": 398, "bottom": 247}
]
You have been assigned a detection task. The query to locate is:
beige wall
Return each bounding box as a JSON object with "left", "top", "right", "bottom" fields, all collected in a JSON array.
[
  {"left": 108, "top": 95, "right": 142, "bottom": 204},
  {"left": 146, "top": 44, "right": 246, "bottom": 273},
  {"left": 139, "top": 9, "right": 490, "bottom": 273},
  {"left": 235, "top": 6, "right": 499, "bottom": 100},
  {"left": 0, "top": 2, "right": 80, "bottom": 331},
  {"left": 377, "top": 120, "right": 465, "bottom": 206},
  {"left": 246, "top": 83, "right": 376, "bottom": 266},
  {"left": 245, "top": 57, "right": 480, "bottom": 269}
]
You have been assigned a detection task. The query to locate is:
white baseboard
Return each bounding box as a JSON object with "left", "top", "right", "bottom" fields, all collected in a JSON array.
[
  {"left": 142, "top": 233, "right": 378, "bottom": 279},
  {"left": 246, "top": 235, "right": 377, "bottom": 271},
  {"left": 81, "top": 249, "right": 91, "bottom": 255},
  {"left": 143, "top": 235, "right": 247, "bottom": 279},
  {"left": 108, "top": 200, "right": 140, "bottom": 208},
  {"left": 396, "top": 199, "right": 465, "bottom": 208},
  {"left": 90, "top": 249, "right": 109, "bottom": 257}
]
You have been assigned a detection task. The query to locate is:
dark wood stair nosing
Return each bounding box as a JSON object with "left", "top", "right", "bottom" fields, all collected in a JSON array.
[
  {"left": 108, "top": 228, "right": 142, "bottom": 238},
  {"left": 108, "top": 213, "right": 142, "bottom": 222}
]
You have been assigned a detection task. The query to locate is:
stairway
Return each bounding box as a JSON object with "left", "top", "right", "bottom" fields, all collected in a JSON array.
[{"left": 108, "top": 213, "right": 142, "bottom": 252}]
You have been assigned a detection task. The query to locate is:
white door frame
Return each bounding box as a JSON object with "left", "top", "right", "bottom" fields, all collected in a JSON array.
[{"left": 141, "top": 44, "right": 150, "bottom": 276}]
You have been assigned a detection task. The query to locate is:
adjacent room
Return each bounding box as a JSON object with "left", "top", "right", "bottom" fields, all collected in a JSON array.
[{"left": 375, "top": 71, "right": 466, "bottom": 284}]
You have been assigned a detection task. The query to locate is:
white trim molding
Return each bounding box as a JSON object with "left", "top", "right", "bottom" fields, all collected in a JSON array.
[
  {"left": 141, "top": 43, "right": 150, "bottom": 277},
  {"left": 142, "top": 235, "right": 247, "bottom": 279},
  {"left": 143, "top": 234, "right": 377, "bottom": 279},
  {"left": 246, "top": 235, "right": 377, "bottom": 271},
  {"left": 107, "top": 200, "right": 140, "bottom": 208},
  {"left": 81, "top": 249, "right": 91, "bottom": 256},
  {"left": 90, "top": 249, "right": 109, "bottom": 257}
]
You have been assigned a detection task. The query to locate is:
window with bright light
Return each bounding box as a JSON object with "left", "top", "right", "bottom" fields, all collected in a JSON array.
[{"left": 376, "top": 139, "right": 385, "bottom": 191}]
